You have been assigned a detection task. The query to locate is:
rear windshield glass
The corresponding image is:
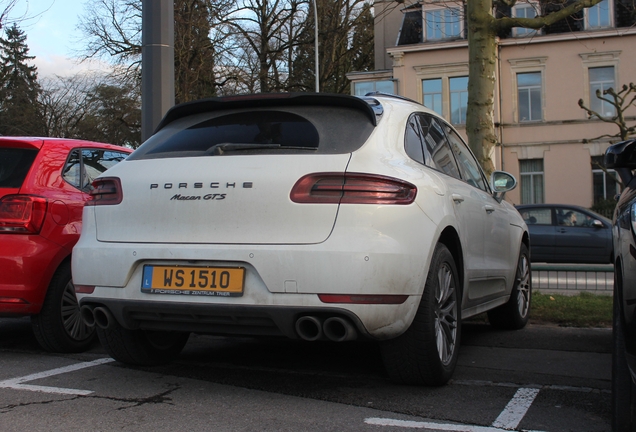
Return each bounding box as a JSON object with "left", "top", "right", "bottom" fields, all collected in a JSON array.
[
  {"left": 129, "top": 106, "right": 375, "bottom": 160},
  {"left": 0, "top": 148, "right": 38, "bottom": 188}
]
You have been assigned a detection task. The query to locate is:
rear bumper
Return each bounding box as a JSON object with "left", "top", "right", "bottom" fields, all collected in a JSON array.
[
  {"left": 73, "top": 201, "right": 439, "bottom": 338},
  {"left": 0, "top": 234, "right": 67, "bottom": 315},
  {"left": 78, "top": 298, "right": 374, "bottom": 339}
]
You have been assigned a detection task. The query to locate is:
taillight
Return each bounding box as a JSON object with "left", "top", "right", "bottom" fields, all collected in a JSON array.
[
  {"left": 0, "top": 195, "right": 47, "bottom": 234},
  {"left": 290, "top": 173, "right": 416, "bottom": 204},
  {"left": 87, "top": 177, "right": 123, "bottom": 206}
]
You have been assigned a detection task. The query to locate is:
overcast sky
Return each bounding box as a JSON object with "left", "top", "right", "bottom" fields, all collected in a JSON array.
[{"left": 7, "top": 0, "right": 108, "bottom": 77}]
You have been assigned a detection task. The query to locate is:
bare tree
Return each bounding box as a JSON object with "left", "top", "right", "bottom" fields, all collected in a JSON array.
[
  {"left": 579, "top": 83, "right": 636, "bottom": 143},
  {"left": 77, "top": 0, "right": 236, "bottom": 102},
  {"left": 0, "top": 0, "right": 18, "bottom": 30},
  {"left": 458, "top": 0, "right": 606, "bottom": 174},
  {"left": 290, "top": 0, "right": 373, "bottom": 93},
  {"left": 40, "top": 73, "right": 99, "bottom": 138},
  {"left": 40, "top": 71, "right": 141, "bottom": 147},
  {"left": 221, "top": 0, "right": 306, "bottom": 92}
]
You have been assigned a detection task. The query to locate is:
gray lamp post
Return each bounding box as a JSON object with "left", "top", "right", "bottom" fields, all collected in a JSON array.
[{"left": 312, "top": 0, "right": 319, "bottom": 92}]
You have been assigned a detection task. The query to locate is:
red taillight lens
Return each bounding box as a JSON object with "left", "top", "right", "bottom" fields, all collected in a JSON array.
[
  {"left": 0, "top": 195, "right": 48, "bottom": 234},
  {"left": 318, "top": 294, "right": 408, "bottom": 304},
  {"left": 290, "top": 173, "right": 416, "bottom": 205},
  {"left": 87, "top": 177, "right": 123, "bottom": 206}
]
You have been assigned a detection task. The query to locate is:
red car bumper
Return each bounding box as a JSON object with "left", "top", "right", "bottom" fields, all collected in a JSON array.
[{"left": 0, "top": 234, "right": 69, "bottom": 315}]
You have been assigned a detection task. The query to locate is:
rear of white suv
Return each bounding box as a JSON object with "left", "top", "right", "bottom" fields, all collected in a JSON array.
[{"left": 73, "top": 93, "right": 528, "bottom": 385}]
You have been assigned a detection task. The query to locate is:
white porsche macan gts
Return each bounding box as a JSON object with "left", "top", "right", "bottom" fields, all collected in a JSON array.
[{"left": 73, "top": 93, "right": 530, "bottom": 386}]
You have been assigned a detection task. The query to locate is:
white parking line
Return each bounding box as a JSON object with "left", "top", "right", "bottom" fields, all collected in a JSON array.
[
  {"left": 365, "top": 417, "right": 517, "bottom": 431},
  {"left": 365, "top": 387, "right": 545, "bottom": 432},
  {"left": 0, "top": 358, "right": 114, "bottom": 395},
  {"left": 491, "top": 388, "right": 540, "bottom": 430}
]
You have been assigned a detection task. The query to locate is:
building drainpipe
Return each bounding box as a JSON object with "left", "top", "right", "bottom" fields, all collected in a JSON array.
[{"left": 497, "top": 41, "right": 504, "bottom": 172}]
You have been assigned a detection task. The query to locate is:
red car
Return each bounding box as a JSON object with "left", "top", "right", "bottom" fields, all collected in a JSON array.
[{"left": 0, "top": 137, "right": 131, "bottom": 352}]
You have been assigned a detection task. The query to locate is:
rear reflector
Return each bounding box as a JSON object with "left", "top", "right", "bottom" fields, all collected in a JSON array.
[
  {"left": 87, "top": 177, "right": 123, "bottom": 206},
  {"left": 0, "top": 297, "right": 28, "bottom": 304},
  {"left": 74, "top": 285, "right": 96, "bottom": 294},
  {"left": 318, "top": 294, "right": 408, "bottom": 304},
  {"left": 0, "top": 195, "right": 47, "bottom": 234},
  {"left": 290, "top": 173, "right": 416, "bottom": 205}
]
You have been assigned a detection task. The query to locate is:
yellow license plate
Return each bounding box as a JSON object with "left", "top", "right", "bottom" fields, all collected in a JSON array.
[{"left": 141, "top": 265, "right": 245, "bottom": 297}]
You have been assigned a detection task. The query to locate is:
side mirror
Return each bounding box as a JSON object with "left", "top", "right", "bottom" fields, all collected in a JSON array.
[
  {"left": 605, "top": 139, "right": 636, "bottom": 185},
  {"left": 592, "top": 219, "right": 604, "bottom": 228},
  {"left": 490, "top": 171, "right": 517, "bottom": 202}
]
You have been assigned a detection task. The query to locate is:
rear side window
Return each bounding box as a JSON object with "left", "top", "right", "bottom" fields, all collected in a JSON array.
[
  {"left": 130, "top": 106, "right": 375, "bottom": 160},
  {"left": 0, "top": 148, "right": 38, "bottom": 188},
  {"left": 403, "top": 113, "right": 461, "bottom": 180},
  {"left": 63, "top": 149, "right": 129, "bottom": 192}
]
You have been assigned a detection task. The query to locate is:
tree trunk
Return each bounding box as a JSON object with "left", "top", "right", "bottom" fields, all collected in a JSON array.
[{"left": 465, "top": 0, "right": 498, "bottom": 176}]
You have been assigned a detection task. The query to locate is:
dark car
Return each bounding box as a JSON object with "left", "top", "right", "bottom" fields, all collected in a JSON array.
[
  {"left": 605, "top": 139, "right": 636, "bottom": 430},
  {"left": 515, "top": 204, "right": 613, "bottom": 264},
  {"left": 0, "top": 137, "right": 131, "bottom": 353}
]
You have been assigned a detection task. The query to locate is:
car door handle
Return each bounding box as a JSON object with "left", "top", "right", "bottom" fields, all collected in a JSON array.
[
  {"left": 451, "top": 194, "right": 464, "bottom": 203},
  {"left": 557, "top": 228, "right": 567, "bottom": 233},
  {"left": 484, "top": 205, "right": 495, "bottom": 213}
]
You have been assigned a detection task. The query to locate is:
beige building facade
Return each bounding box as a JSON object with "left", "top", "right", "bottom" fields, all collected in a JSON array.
[{"left": 348, "top": 0, "right": 636, "bottom": 211}]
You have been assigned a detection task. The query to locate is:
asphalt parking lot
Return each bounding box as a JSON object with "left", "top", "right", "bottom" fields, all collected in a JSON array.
[{"left": 0, "top": 317, "right": 611, "bottom": 431}]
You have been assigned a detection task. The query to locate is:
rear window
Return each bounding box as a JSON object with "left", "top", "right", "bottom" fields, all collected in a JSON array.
[
  {"left": 0, "top": 148, "right": 38, "bottom": 188},
  {"left": 129, "top": 106, "right": 375, "bottom": 160}
]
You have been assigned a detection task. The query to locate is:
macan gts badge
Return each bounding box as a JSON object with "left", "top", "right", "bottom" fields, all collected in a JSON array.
[{"left": 150, "top": 181, "right": 254, "bottom": 201}]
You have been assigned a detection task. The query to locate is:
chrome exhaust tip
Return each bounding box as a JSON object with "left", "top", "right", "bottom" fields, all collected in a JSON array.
[
  {"left": 323, "top": 317, "right": 357, "bottom": 342},
  {"left": 93, "top": 306, "right": 113, "bottom": 330},
  {"left": 295, "top": 316, "right": 324, "bottom": 341},
  {"left": 80, "top": 305, "right": 96, "bottom": 327}
]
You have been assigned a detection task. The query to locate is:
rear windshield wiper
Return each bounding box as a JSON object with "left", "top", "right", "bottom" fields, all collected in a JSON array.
[{"left": 206, "top": 143, "right": 317, "bottom": 155}]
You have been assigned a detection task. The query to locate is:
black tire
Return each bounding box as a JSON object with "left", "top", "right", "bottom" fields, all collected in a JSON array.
[
  {"left": 97, "top": 320, "right": 189, "bottom": 366},
  {"left": 31, "top": 261, "right": 95, "bottom": 353},
  {"left": 612, "top": 270, "right": 636, "bottom": 431},
  {"left": 488, "top": 243, "right": 531, "bottom": 330},
  {"left": 381, "top": 243, "right": 460, "bottom": 386}
]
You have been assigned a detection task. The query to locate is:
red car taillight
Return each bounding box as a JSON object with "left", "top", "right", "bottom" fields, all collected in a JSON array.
[
  {"left": 290, "top": 173, "right": 417, "bottom": 205},
  {"left": 0, "top": 195, "right": 48, "bottom": 234},
  {"left": 87, "top": 177, "right": 123, "bottom": 206}
]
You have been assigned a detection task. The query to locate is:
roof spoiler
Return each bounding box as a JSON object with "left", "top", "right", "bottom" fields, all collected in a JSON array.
[{"left": 154, "top": 93, "right": 378, "bottom": 133}]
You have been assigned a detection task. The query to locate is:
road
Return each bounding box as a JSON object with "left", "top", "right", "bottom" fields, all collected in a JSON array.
[{"left": 0, "top": 317, "right": 611, "bottom": 431}]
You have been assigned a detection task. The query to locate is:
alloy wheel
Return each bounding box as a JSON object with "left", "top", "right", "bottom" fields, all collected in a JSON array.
[
  {"left": 61, "top": 280, "right": 94, "bottom": 341},
  {"left": 435, "top": 263, "right": 458, "bottom": 365}
]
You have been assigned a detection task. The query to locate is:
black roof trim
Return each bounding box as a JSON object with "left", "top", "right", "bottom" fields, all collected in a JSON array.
[{"left": 155, "top": 92, "right": 378, "bottom": 133}]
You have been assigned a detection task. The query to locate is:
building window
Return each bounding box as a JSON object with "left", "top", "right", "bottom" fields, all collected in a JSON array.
[
  {"left": 512, "top": 4, "right": 538, "bottom": 37},
  {"left": 520, "top": 159, "right": 544, "bottom": 204},
  {"left": 592, "top": 156, "right": 620, "bottom": 202},
  {"left": 353, "top": 80, "right": 395, "bottom": 96},
  {"left": 450, "top": 76, "right": 468, "bottom": 125},
  {"left": 586, "top": 0, "right": 612, "bottom": 29},
  {"left": 422, "top": 78, "right": 443, "bottom": 116},
  {"left": 397, "top": 10, "right": 423, "bottom": 45},
  {"left": 517, "top": 72, "right": 542, "bottom": 122},
  {"left": 425, "top": 8, "right": 462, "bottom": 41},
  {"left": 589, "top": 66, "right": 615, "bottom": 117}
]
